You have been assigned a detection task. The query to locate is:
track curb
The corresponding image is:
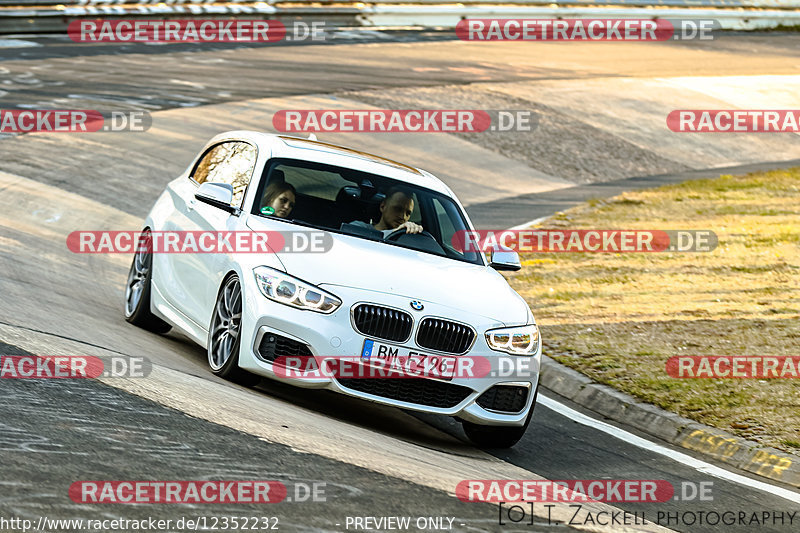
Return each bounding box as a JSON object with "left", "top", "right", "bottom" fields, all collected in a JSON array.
[{"left": 539, "top": 354, "right": 800, "bottom": 489}]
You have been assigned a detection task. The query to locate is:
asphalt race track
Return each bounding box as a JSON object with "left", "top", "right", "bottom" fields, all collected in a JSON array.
[{"left": 1, "top": 31, "right": 800, "bottom": 533}]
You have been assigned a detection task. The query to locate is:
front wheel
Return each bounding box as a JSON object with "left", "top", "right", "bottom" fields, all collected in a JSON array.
[
  {"left": 124, "top": 229, "right": 171, "bottom": 334},
  {"left": 462, "top": 387, "right": 538, "bottom": 448},
  {"left": 207, "top": 275, "right": 260, "bottom": 386}
]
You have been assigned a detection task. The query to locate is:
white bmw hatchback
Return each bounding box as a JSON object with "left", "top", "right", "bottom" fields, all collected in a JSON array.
[{"left": 125, "top": 131, "right": 541, "bottom": 447}]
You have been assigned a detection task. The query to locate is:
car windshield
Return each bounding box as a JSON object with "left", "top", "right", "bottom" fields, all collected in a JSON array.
[{"left": 251, "top": 158, "right": 483, "bottom": 266}]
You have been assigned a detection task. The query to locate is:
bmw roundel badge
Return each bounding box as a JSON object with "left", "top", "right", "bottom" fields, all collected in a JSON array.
[{"left": 410, "top": 300, "right": 424, "bottom": 311}]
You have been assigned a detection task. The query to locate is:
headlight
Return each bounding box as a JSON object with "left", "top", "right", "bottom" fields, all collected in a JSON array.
[
  {"left": 253, "top": 266, "right": 341, "bottom": 314},
  {"left": 485, "top": 324, "right": 540, "bottom": 355}
]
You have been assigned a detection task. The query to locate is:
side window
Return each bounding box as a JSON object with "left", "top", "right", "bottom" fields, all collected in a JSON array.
[
  {"left": 431, "top": 196, "right": 482, "bottom": 264},
  {"left": 432, "top": 198, "right": 457, "bottom": 245},
  {"left": 191, "top": 141, "right": 257, "bottom": 207},
  {"left": 409, "top": 193, "right": 422, "bottom": 224}
]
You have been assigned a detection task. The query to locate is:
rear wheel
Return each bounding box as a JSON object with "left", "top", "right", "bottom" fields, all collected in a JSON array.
[
  {"left": 207, "top": 275, "right": 260, "bottom": 386},
  {"left": 124, "top": 230, "right": 171, "bottom": 333},
  {"left": 462, "top": 386, "right": 538, "bottom": 448}
]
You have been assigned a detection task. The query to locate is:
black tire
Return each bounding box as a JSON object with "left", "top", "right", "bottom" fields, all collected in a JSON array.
[
  {"left": 124, "top": 229, "right": 171, "bottom": 334},
  {"left": 207, "top": 275, "right": 261, "bottom": 387},
  {"left": 462, "top": 386, "right": 538, "bottom": 448}
]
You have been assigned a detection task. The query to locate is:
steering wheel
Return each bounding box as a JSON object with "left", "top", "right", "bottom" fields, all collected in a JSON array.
[{"left": 385, "top": 227, "right": 437, "bottom": 243}]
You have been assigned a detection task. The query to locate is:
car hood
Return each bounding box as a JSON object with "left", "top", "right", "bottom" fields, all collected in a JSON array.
[{"left": 246, "top": 218, "right": 529, "bottom": 324}]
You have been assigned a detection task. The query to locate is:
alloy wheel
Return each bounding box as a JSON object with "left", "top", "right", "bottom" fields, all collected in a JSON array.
[{"left": 209, "top": 276, "right": 243, "bottom": 370}]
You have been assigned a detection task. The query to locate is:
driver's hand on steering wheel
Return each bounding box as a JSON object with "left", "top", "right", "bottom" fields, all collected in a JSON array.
[{"left": 396, "top": 221, "right": 423, "bottom": 234}]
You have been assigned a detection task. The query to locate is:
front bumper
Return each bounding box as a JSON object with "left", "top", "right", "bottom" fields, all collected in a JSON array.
[{"left": 237, "top": 279, "right": 541, "bottom": 427}]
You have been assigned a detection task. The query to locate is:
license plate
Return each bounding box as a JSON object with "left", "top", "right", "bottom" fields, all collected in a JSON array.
[{"left": 361, "top": 339, "right": 456, "bottom": 380}]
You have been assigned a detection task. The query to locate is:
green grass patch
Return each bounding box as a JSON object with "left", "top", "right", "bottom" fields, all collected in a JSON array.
[{"left": 507, "top": 168, "right": 800, "bottom": 455}]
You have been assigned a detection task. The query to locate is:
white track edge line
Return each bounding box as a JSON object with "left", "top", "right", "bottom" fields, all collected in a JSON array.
[{"left": 538, "top": 394, "right": 800, "bottom": 506}]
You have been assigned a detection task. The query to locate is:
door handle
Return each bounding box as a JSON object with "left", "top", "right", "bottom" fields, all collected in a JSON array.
[{"left": 187, "top": 199, "right": 197, "bottom": 211}]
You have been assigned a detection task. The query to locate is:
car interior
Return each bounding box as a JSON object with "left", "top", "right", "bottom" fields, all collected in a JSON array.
[{"left": 251, "top": 158, "right": 483, "bottom": 264}]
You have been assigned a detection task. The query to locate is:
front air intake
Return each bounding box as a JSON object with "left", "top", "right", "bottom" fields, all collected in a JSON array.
[
  {"left": 258, "top": 333, "right": 313, "bottom": 363},
  {"left": 476, "top": 385, "right": 529, "bottom": 413},
  {"left": 336, "top": 377, "right": 472, "bottom": 408}
]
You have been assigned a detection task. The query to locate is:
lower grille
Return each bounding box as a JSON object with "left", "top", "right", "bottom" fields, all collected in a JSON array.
[
  {"left": 476, "top": 385, "right": 529, "bottom": 413},
  {"left": 257, "top": 332, "right": 312, "bottom": 363},
  {"left": 336, "top": 377, "right": 472, "bottom": 408}
]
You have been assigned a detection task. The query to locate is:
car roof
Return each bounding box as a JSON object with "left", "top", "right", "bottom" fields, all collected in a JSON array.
[{"left": 209, "top": 130, "right": 452, "bottom": 196}]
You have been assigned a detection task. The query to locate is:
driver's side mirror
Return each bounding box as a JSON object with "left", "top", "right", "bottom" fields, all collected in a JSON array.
[
  {"left": 489, "top": 249, "right": 522, "bottom": 271},
  {"left": 195, "top": 182, "right": 240, "bottom": 215}
]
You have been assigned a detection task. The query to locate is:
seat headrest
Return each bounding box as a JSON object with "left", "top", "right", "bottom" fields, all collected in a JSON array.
[
  {"left": 335, "top": 185, "right": 361, "bottom": 204},
  {"left": 336, "top": 186, "right": 385, "bottom": 224},
  {"left": 270, "top": 169, "right": 286, "bottom": 183}
]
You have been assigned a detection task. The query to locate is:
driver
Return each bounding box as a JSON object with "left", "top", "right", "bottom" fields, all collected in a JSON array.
[{"left": 353, "top": 187, "right": 423, "bottom": 236}]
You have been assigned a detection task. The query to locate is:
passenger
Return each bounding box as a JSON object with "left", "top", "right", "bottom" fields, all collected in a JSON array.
[
  {"left": 261, "top": 181, "right": 296, "bottom": 219},
  {"left": 352, "top": 187, "right": 423, "bottom": 236}
]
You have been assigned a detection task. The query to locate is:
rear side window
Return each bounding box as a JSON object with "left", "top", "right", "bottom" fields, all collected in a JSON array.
[{"left": 191, "top": 141, "right": 257, "bottom": 207}]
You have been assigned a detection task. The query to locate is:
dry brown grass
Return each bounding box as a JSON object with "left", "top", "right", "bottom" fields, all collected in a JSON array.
[{"left": 506, "top": 168, "right": 800, "bottom": 454}]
